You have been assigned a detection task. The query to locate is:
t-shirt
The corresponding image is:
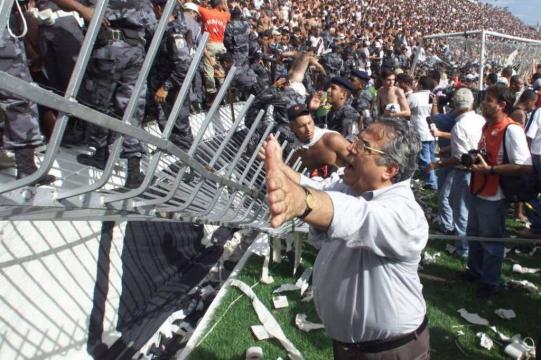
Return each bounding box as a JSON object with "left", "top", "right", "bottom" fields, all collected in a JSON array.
[
  {"left": 408, "top": 90, "right": 433, "bottom": 142},
  {"left": 198, "top": 6, "right": 230, "bottom": 43},
  {"left": 526, "top": 108, "right": 541, "bottom": 155}
]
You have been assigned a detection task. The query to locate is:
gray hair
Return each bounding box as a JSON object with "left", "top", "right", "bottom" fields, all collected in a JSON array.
[{"left": 373, "top": 119, "right": 421, "bottom": 183}]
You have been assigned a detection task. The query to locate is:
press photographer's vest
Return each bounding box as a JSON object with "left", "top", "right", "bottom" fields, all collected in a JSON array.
[{"left": 471, "top": 117, "right": 518, "bottom": 196}]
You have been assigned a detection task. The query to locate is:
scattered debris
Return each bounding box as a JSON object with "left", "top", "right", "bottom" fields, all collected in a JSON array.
[
  {"left": 476, "top": 332, "right": 494, "bottom": 350},
  {"left": 251, "top": 325, "right": 272, "bottom": 340},
  {"left": 504, "top": 247, "right": 512, "bottom": 258},
  {"left": 272, "top": 295, "right": 289, "bottom": 309},
  {"left": 231, "top": 280, "right": 304, "bottom": 359},
  {"left": 504, "top": 336, "right": 536, "bottom": 359},
  {"left": 456, "top": 330, "right": 465, "bottom": 336},
  {"left": 445, "top": 244, "right": 457, "bottom": 255},
  {"left": 488, "top": 326, "right": 511, "bottom": 341},
  {"left": 512, "top": 264, "right": 539, "bottom": 274},
  {"left": 494, "top": 309, "right": 516, "bottom": 320},
  {"left": 422, "top": 252, "right": 441, "bottom": 264},
  {"left": 529, "top": 247, "right": 541, "bottom": 256},
  {"left": 245, "top": 346, "right": 263, "bottom": 360},
  {"left": 295, "top": 268, "right": 312, "bottom": 296},
  {"left": 507, "top": 279, "right": 540, "bottom": 294},
  {"left": 457, "top": 308, "right": 490, "bottom": 326},
  {"left": 273, "top": 283, "right": 300, "bottom": 293},
  {"left": 295, "top": 314, "right": 325, "bottom": 332},
  {"left": 301, "top": 289, "right": 314, "bottom": 303}
]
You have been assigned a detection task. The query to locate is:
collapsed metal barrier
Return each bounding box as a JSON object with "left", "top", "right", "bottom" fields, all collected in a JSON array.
[{"left": 0, "top": 0, "right": 303, "bottom": 236}]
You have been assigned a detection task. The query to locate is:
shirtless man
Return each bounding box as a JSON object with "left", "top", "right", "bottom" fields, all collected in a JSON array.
[
  {"left": 287, "top": 104, "right": 350, "bottom": 171},
  {"left": 377, "top": 68, "right": 411, "bottom": 119}
]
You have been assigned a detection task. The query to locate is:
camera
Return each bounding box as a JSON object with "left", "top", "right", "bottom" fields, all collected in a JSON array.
[{"left": 460, "top": 149, "right": 487, "bottom": 167}]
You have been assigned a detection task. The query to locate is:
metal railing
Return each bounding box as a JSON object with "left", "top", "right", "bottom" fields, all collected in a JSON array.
[{"left": 0, "top": 0, "right": 299, "bottom": 237}]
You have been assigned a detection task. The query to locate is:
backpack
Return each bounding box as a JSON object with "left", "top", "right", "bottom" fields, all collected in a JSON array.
[{"left": 499, "top": 125, "right": 541, "bottom": 202}]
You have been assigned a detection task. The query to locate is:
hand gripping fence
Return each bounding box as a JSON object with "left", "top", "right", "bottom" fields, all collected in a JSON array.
[{"left": 0, "top": 0, "right": 302, "bottom": 237}]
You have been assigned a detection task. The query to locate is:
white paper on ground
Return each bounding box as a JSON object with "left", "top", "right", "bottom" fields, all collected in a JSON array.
[
  {"left": 295, "top": 314, "right": 325, "bottom": 332},
  {"left": 231, "top": 279, "right": 304, "bottom": 360},
  {"left": 508, "top": 279, "right": 540, "bottom": 293},
  {"left": 251, "top": 325, "right": 272, "bottom": 340},
  {"left": 494, "top": 308, "right": 516, "bottom": 320},
  {"left": 301, "top": 289, "right": 313, "bottom": 303},
  {"left": 273, "top": 295, "right": 289, "bottom": 309},
  {"left": 295, "top": 268, "right": 312, "bottom": 296},
  {"left": 476, "top": 332, "right": 494, "bottom": 350},
  {"left": 445, "top": 244, "right": 456, "bottom": 255},
  {"left": 273, "top": 283, "right": 300, "bottom": 293},
  {"left": 457, "top": 308, "right": 490, "bottom": 326},
  {"left": 456, "top": 330, "right": 465, "bottom": 336},
  {"left": 512, "top": 264, "right": 540, "bottom": 274},
  {"left": 423, "top": 252, "right": 441, "bottom": 264},
  {"left": 488, "top": 326, "right": 511, "bottom": 341}
]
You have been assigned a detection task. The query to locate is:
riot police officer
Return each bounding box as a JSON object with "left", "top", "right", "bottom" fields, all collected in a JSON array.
[
  {"left": 350, "top": 70, "right": 374, "bottom": 128},
  {"left": 146, "top": 0, "right": 199, "bottom": 151},
  {"left": 223, "top": 6, "right": 249, "bottom": 68},
  {"left": 0, "top": 9, "right": 55, "bottom": 185},
  {"left": 56, "top": 0, "right": 157, "bottom": 188}
]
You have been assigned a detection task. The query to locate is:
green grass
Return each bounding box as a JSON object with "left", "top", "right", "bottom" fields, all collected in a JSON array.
[{"left": 190, "top": 188, "right": 541, "bottom": 359}]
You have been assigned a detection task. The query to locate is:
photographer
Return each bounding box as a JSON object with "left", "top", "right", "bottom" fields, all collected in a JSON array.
[
  {"left": 465, "top": 84, "right": 533, "bottom": 297},
  {"left": 429, "top": 88, "right": 485, "bottom": 258}
]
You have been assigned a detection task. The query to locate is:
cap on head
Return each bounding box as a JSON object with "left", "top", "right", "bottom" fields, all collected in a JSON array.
[
  {"left": 288, "top": 104, "right": 310, "bottom": 121},
  {"left": 351, "top": 70, "right": 370, "bottom": 82},
  {"left": 330, "top": 76, "right": 356, "bottom": 93}
]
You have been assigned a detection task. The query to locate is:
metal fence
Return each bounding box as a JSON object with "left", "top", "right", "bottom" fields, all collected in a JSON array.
[{"left": 0, "top": 0, "right": 301, "bottom": 236}]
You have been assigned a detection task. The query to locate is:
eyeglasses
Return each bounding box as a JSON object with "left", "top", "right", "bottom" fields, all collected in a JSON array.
[{"left": 353, "top": 138, "right": 386, "bottom": 155}]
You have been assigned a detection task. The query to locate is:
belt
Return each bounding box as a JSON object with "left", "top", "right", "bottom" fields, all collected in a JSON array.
[
  {"left": 99, "top": 28, "right": 143, "bottom": 47},
  {"left": 337, "top": 316, "right": 428, "bottom": 353}
]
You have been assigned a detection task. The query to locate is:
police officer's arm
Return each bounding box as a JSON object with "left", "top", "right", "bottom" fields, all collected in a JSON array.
[{"left": 51, "top": 0, "right": 96, "bottom": 23}]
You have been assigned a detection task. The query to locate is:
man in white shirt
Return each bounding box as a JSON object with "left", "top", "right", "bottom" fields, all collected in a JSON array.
[
  {"left": 466, "top": 84, "right": 533, "bottom": 297},
  {"left": 429, "top": 88, "right": 485, "bottom": 258},
  {"left": 408, "top": 76, "right": 437, "bottom": 189},
  {"left": 262, "top": 119, "right": 430, "bottom": 359}
]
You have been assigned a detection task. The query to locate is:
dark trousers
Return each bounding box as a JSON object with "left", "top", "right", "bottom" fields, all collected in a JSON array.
[{"left": 332, "top": 326, "right": 430, "bottom": 360}]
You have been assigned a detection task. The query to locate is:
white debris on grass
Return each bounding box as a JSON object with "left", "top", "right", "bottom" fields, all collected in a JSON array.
[
  {"left": 295, "top": 314, "right": 325, "bottom": 332},
  {"left": 494, "top": 309, "right": 516, "bottom": 320},
  {"left": 422, "top": 252, "right": 441, "bottom": 264},
  {"left": 507, "top": 279, "right": 540, "bottom": 294},
  {"left": 456, "top": 330, "right": 465, "bottom": 336},
  {"left": 476, "top": 332, "right": 494, "bottom": 350},
  {"left": 445, "top": 244, "right": 457, "bottom": 255},
  {"left": 295, "top": 268, "right": 312, "bottom": 296},
  {"left": 457, "top": 308, "right": 490, "bottom": 326},
  {"left": 231, "top": 280, "right": 304, "bottom": 360},
  {"left": 488, "top": 326, "right": 511, "bottom": 341},
  {"left": 272, "top": 295, "right": 289, "bottom": 309},
  {"left": 529, "top": 246, "right": 541, "bottom": 256},
  {"left": 512, "top": 264, "right": 540, "bottom": 274},
  {"left": 273, "top": 283, "right": 300, "bottom": 293},
  {"left": 301, "top": 289, "right": 314, "bottom": 303},
  {"left": 251, "top": 325, "right": 272, "bottom": 340},
  {"left": 245, "top": 346, "right": 263, "bottom": 360}
]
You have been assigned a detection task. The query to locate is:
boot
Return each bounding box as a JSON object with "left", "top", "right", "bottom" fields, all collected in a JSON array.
[
  {"left": 14, "top": 148, "right": 56, "bottom": 185},
  {"left": 124, "top": 157, "right": 145, "bottom": 189},
  {"left": 77, "top": 147, "right": 109, "bottom": 170}
]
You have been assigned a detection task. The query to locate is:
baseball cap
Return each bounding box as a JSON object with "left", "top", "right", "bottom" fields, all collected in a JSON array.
[
  {"left": 183, "top": 2, "right": 199, "bottom": 13},
  {"left": 288, "top": 104, "right": 310, "bottom": 121},
  {"left": 453, "top": 88, "right": 474, "bottom": 110}
]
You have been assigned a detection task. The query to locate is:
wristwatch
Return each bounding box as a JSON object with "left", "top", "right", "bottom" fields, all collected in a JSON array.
[{"left": 299, "top": 187, "right": 315, "bottom": 219}]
